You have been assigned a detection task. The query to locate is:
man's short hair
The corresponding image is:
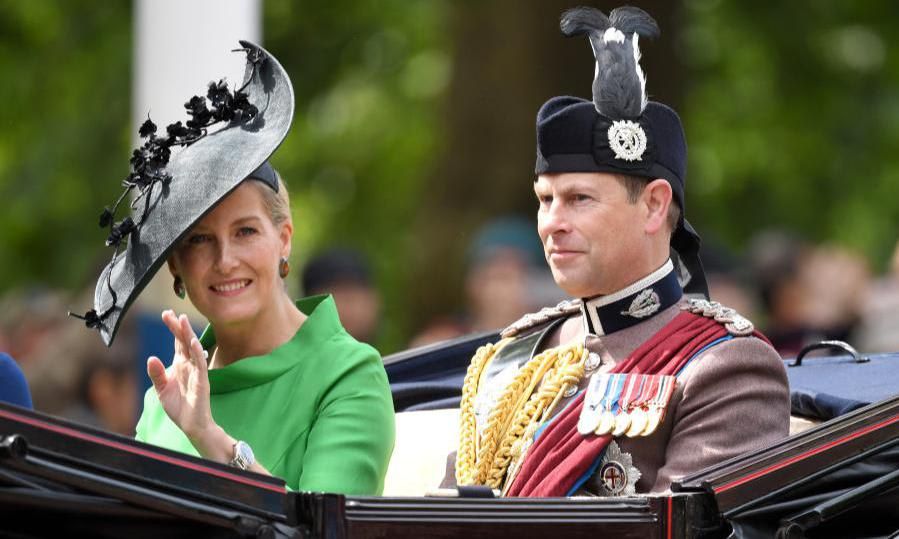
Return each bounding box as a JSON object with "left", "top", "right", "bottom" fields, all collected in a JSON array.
[{"left": 615, "top": 174, "right": 681, "bottom": 236}]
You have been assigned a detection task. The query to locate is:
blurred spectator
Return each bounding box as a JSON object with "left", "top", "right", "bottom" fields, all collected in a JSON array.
[
  {"left": 302, "top": 248, "right": 382, "bottom": 344},
  {"left": 66, "top": 345, "right": 139, "bottom": 436},
  {"left": 748, "top": 231, "right": 871, "bottom": 357},
  {"left": 23, "top": 299, "right": 140, "bottom": 436},
  {"left": 0, "top": 352, "right": 33, "bottom": 409},
  {"left": 853, "top": 239, "right": 899, "bottom": 353},
  {"left": 410, "top": 217, "right": 563, "bottom": 347},
  {"left": 0, "top": 288, "right": 66, "bottom": 366},
  {"left": 701, "top": 237, "right": 761, "bottom": 321}
]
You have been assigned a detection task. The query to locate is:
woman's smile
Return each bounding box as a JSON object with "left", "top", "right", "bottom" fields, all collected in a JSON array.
[{"left": 209, "top": 279, "right": 253, "bottom": 296}]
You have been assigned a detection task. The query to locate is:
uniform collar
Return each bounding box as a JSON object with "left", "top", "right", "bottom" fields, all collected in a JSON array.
[{"left": 580, "top": 259, "right": 682, "bottom": 336}]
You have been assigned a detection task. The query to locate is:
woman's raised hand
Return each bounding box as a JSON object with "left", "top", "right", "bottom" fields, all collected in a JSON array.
[{"left": 146, "top": 310, "right": 215, "bottom": 443}]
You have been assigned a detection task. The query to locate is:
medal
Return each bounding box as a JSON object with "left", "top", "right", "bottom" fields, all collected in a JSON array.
[
  {"left": 642, "top": 408, "right": 662, "bottom": 437},
  {"left": 641, "top": 375, "right": 677, "bottom": 436},
  {"left": 626, "top": 407, "right": 648, "bottom": 437},
  {"left": 612, "top": 411, "right": 631, "bottom": 436},
  {"left": 612, "top": 374, "right": 641, "bottom": 437},
  {"left": 595, "top": 374, "right": 625, "bottom": 436},
  {"left": 625, "top": 375, "right": 655, "bottom": 437},
  {"left": 578, "top": 374, "right": 610, "bottom": 435},
  {"left": 596, "top": 410, "right": 616, "bottom": 435}
]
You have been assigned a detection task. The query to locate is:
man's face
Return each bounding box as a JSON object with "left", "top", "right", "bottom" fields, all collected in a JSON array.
[{"left": 535, "top": 172, "right": 652, "bottom": 298}]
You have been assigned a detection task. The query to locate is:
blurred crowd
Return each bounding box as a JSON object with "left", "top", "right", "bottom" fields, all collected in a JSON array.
[{"left": 3, "top": 222, "right": 899, "bottom": 435}]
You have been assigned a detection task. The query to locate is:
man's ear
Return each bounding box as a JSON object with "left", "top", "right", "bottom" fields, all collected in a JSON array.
[{"left": 642, "top": 179, "right": 672, "bottom": 235}]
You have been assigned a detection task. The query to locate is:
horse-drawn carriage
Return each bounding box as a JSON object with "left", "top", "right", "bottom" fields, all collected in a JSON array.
[{"left": 2, "top": 335, "right": 898, "bottom": 538}]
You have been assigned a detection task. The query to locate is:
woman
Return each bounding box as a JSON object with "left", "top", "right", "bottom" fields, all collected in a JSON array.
[{"left": 74, "top": 42, "right": 394, "bottom": 494}]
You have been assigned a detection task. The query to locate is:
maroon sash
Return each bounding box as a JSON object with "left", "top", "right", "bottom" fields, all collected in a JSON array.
[{"left": 506, "top": 311, "right": 760, "bottom": 497}]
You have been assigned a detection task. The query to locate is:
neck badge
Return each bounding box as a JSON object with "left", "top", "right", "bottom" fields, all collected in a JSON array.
[{"left": 621, "top": 288, "right": 661, "bottom": 318}]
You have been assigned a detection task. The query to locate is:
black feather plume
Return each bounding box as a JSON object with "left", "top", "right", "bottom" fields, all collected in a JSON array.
[
  {"left": 560, "top": 7, "right": 611, "bottom": 37},
  {"left": 609, "top": 6, "right": 660, "bottom": 39},
  {"left": 559, "top": 5, "right": 660, "bottom": 119}
]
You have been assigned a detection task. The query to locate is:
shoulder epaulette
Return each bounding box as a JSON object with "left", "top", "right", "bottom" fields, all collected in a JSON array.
[
  {"left": 681, "top": 298, "right": 755, "bottom": 336},
  {"left": 501, "top": 299, "right": 582, "bottom": 339}
]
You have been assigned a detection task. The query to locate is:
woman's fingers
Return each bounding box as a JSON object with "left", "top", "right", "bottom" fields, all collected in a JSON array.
[
  {"left": 189, "top": 337, "right": 209, "bottom": 376},
  {"left": 147, "top": 356, "right": 168, "bottom": 392},
  {"left": 161, "top": 310, "right": 186, "bottom": 358}
]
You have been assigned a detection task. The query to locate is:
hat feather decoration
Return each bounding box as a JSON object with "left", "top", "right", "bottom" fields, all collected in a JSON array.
[{"left": 560, "top": 6, "right": 659, "bottom": 119}]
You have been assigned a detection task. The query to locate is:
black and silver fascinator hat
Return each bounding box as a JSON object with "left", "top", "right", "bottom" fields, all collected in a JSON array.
[
  {"left": 535, "top": 6, "right": 708, "bottom": 298},
  {"left": 72, "top": 41, "right": 295, "bottom": 345}
]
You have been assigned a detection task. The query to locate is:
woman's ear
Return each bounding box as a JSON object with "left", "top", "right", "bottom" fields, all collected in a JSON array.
[
  {"left": 642, "top": 179, "right": 672, "bottom": 235},
  {"left": 278, "top": 220, "right": 294, "bottom": 259},
  {"left": 166, "top": 257, "right": 179, "bottom": 278}
]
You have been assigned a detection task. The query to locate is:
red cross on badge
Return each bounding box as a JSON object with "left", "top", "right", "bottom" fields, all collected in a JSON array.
[{"left": 600, "top": 462, "right": 627, "bottom": 494}]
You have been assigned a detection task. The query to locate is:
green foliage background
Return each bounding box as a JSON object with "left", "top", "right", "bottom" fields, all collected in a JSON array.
[
  {"left": 683, "top": 0, "right": 899, "bottom": 267},
  {"left": 1, "top": 0, "right": 898, "bottom": 352}
]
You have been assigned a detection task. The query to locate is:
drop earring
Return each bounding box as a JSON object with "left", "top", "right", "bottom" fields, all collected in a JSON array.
[
  {"left": 279, "top": 257, "right": 290, "bottom": 279},
  {"left": 173, "top": 276, "right": 186, "bottom": 299}
]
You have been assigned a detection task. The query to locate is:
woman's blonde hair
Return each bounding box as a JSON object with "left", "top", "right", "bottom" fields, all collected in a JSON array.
[{"left": 253, "top": 171, "right": 291, "bottom": 226}]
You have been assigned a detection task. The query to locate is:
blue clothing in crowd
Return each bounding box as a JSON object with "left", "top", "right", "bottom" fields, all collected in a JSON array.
[{"left": 0, "top": 352, "right": 32, "bottom": 409}]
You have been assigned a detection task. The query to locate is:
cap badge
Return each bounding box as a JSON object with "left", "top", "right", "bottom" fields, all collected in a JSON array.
[
  {"left": 621, "top": 288, "right": 660, "bottom": 319},
  {"left": 607, "top": 120, "right": 647, "bottom": 162}
]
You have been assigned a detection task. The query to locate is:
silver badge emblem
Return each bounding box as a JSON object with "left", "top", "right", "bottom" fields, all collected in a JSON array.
[
  {"left": 597, "top": 441, "right": 641, "bottom": 496},
  {"left": 585, "top": 352, "right": 602, "bottom": 372},
  {"left": 607, "top": 120, "right": 647, "bottom": 162},
  {"left": 621, "top": 289, "right": 660, "bottom": 319}
]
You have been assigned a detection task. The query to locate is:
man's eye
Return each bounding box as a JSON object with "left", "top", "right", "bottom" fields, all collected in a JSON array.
[
  {"left": 537, "top": 195, "right": 553, "bottom": 205},
  {"left": 573, "top": 194, "right": 591, "bottom": 202}
]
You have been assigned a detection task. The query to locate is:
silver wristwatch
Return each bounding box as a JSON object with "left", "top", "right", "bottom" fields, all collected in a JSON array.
[{"left": 229, "top": 440, "right": 255, "bottom": 470}]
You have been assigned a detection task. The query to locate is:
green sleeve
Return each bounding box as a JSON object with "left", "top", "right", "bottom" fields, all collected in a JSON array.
[
  {"left": 297, "top": 346, "right": 395, "bottom": 495},
  {"left": 134, "top": 388, "right": 155, "bottom": 443}
]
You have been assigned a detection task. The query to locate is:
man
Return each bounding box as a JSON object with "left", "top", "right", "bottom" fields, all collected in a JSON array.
[
  {"left": 0, "top": 353, "right": 32, "bottom": 409},
  {"left": 302, "top": 248, "right": 382, "bottom": 344},
  {"left": 450, "top": 6, "right": 788, "bottom": 497}
]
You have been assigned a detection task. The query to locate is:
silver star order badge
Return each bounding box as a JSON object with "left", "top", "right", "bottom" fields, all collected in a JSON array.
[
  {"left": 597, "top": 441, "right": 641, "bottom": 496},
  {"left": 607, "top": 120, "right": 647, "bottom": 162},
  {"left": 621, "top": 289, "right": 660, "bottom": 319}
]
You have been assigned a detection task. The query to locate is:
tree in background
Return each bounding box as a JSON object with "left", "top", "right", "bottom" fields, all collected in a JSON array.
[
  {"left": 2, "top": 1, "right": 898, "bottom": 353},
  {"left": 683, "top": 0, "right": 899, "bottom": 264},
  {"left": 0, "top": 1, "right": 131, "bottom": 293}
]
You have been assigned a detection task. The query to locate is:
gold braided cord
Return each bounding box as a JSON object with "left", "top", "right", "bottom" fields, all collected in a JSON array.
[
  {"left": 485, "top": 345, "right": 587, "bottom": 489},
  {"left": 456, "top": 339, "right": 511, "bottom": 486},
  {"left": 474, "top": 346, "right": 560, "bottom": 484},
  {"left": 501, "top": 349, "right": 587, "bottom": 495},
  {"left": 457, "top": 337, "right": 589, "bottom": 489}
]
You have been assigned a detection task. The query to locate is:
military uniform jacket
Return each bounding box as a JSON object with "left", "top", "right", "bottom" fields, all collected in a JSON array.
[{"left": 453, "top": 263, "right": 790, "bottom": 495}]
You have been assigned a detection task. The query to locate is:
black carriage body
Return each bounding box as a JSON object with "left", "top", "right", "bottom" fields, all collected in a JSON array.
[{"left": 1, "top": 342, "right": 898, "bottom": 538}]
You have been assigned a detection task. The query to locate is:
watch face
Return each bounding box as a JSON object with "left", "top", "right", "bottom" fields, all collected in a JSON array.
[{"left": 233, "top": 440, "right": 255, "bottom": 470}]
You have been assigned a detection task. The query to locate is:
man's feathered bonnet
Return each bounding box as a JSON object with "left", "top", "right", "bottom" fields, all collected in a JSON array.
[{"left": 535, "top": 6, "right": 708, "bottom": 298}]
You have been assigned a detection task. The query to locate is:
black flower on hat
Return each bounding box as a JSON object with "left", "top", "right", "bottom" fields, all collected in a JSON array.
[{"left": 71, "top": 41, "right": 295, "bottom": 344}]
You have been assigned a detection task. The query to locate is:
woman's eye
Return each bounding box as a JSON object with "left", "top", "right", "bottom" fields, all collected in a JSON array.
[
  {"left": 237, "top": 227, "right": 257, "bottom": 237},
  {"left": 188, "top": 234, "right": 210, "bottom": 245}
]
